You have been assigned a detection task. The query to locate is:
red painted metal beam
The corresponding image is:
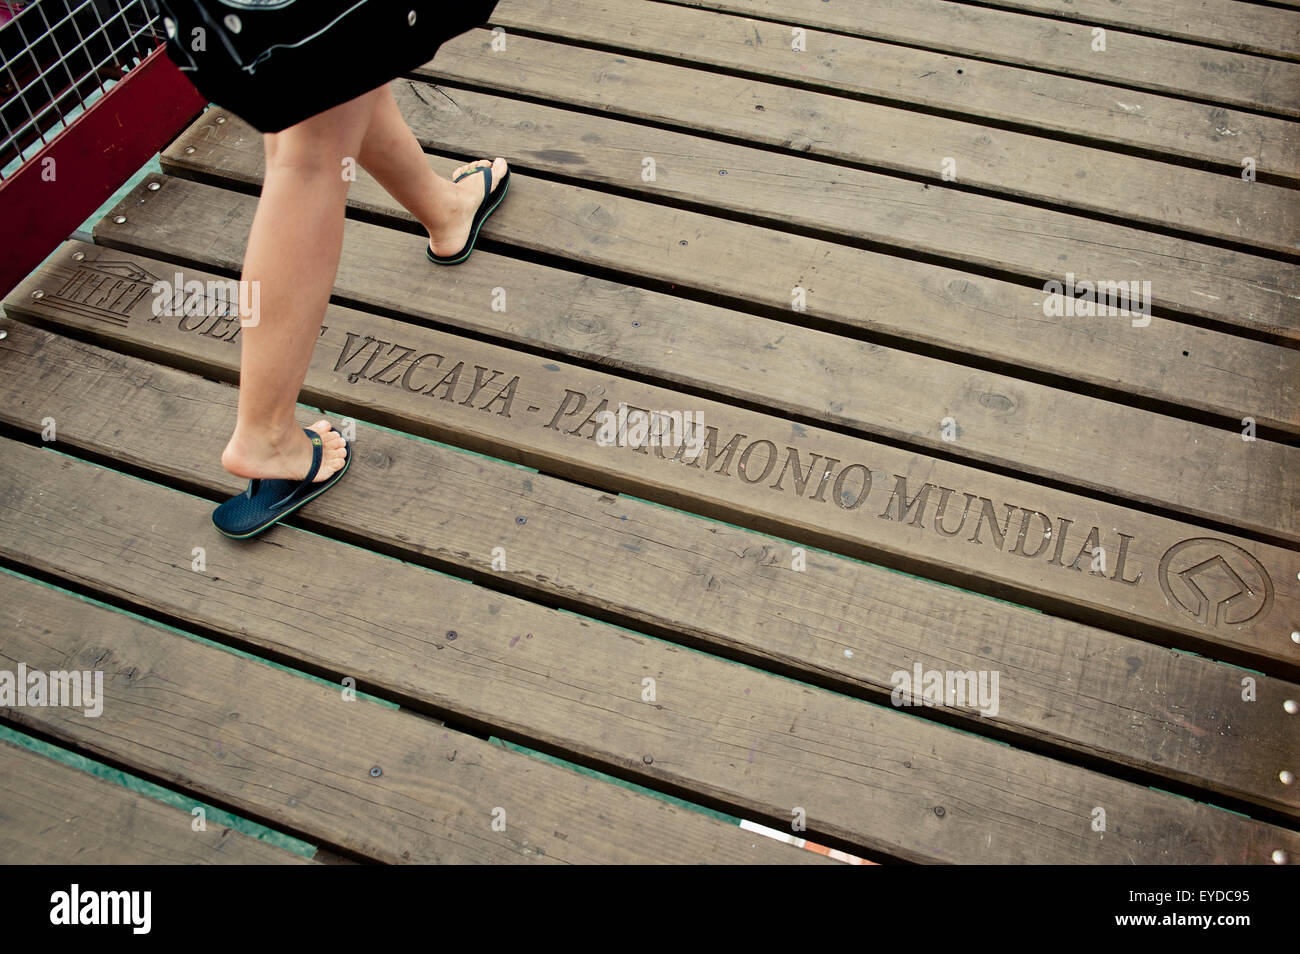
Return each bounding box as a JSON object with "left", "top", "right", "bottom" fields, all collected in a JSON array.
[{"left": 0, "top": 43, "right": 207, "bottom": 299}]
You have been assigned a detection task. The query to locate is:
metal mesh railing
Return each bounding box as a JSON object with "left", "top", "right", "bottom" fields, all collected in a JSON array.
[{"left": 0, "top": 0, "right": 161, "bottom": 179}]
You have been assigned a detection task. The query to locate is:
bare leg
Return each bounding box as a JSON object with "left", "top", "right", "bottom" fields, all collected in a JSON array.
[
  {"left": 356, "top": 84, "right": 507, "bottom": 256},
  {"left": 220, "top": 88, "right": 383, "bottom": 483}
]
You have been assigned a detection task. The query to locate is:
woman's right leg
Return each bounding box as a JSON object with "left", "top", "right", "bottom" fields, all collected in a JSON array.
[{"left": 356, "top": 84, "right": 506, "bottom": 256}]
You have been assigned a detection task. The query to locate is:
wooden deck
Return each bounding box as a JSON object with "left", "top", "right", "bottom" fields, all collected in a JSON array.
[{"left": 1, "top": 0, "right": 1297, "bottom": 864}]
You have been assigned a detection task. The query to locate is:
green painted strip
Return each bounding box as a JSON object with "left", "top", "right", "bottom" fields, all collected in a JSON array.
[
  {"left": 0, "top": 725, "right": 316, "bottom": 858},
  {"left": 620, "top": 488, "right": 1043, "bottom": 612},
  {"left": 488, "top": 735, "right": 742, "bottom": 827},
  {"left": 303, "top": 399, "right": 1040, "bottom": 615},
  {"left": 316, "top": 391, "right": 1042, "bottom": 617},
  {"left": 80, "top": 154, "right": 165, "bottom": 235},
  {"left": 0, "top": 555, "right": 399, "bottom": 710},
  {"left": 301, "top": 397, "right": 1040, "bottom": 617}
]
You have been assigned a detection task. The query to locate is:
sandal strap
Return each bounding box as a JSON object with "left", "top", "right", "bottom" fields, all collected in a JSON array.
[
  {"left": 266, "top": 430, "right": 326, "bottom": 509},
  {"left": 243, "top": 427, "right": 327, "bottom": 500},
  {"left": 454, "top": 163, "right": 493, "bottom": 202},
  {"left": 301, "top": 427, "right": 325, "bottom": 483}
]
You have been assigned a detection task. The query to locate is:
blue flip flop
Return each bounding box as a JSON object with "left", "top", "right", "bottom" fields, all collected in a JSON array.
[
  {"left": 426, "top": 162, "right": 511, "bottom": 266},
  {"left": 212, "top": 427, "right": 350, "bottom": 539}
]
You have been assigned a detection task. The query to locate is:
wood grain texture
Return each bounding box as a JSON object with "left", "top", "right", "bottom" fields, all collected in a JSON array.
[
  {"left": 0, "top": 321, "right": 1295, "bottom": 819},
  {"left": 163, "top": 107, "right": 1300, "bottom": 435},
  {"left": 424, "top": 30, "right": 1296, "bottom": 255},
  {"left": 0, "top": 571, "right": 825, "bottom": 864},
  {"left": 0, "top": 741, "right": 315, "bottom": 864},
  {"left": 656, "top": 0, "right": 1300, "bottom": 115},
  {"left": 491, "top": 0, "right": 1300, "bottom": 181},
  {"left": 8, "top": 242, "right": 1299, "bottom": 678},
  {"left": 80, "top": 173, "right": 1300, "bottom": 546},
  {"left": 1, "top": 441, "right": 1295, "bottom": 863},
  {"left": 394, "top": 71, "right": 1299, "bottom": 340},
  {"left": 946, "top": 0, "right": 1300, "bottom": 59}
]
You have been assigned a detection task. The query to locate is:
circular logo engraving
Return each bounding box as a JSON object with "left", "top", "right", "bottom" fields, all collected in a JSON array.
[{"left": 1158, "top": 537, "right": 1273, "bottom": 628}]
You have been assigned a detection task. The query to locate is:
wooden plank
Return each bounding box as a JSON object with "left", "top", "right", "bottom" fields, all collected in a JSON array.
[
  {"left": 491, "top": 0, "right": 1300, "bottom": 182},
  {"left": 0, "top": 572, "right": 826, "bottom": 865},
  {"left": 8, "top": 244, "right": 1299, "bottom": 678},
  {"left": 0, "top": 741, "right": 315, "bottom": 864},
  {"left": 1, "top": 321, "right": 1296, "bottom": 820},
  {"left": 1, "top": 445, "right": 1295, "bottom": 863},
  {"left": 383, "top": 78, "right": 1299, "bottom": 341},
  {"left": 424, "top": 30, "right": 1296, "bottom": 255},
  {"left": 655, "top": 0, "right": 1300, "bottom": 115},
  {"left": 74, "top": 178, "right": 1300, "bottom": 546},
  {"left": 163, "top": 107, "right": 1300, "bottom": 433},
  {"left": 950, "top": 0, "right": 1300, "bottom": 60}
]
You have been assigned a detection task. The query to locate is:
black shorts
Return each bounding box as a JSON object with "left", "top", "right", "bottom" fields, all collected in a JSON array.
[{"left": 149, "top": 0, "right": 500, "bottom": 132}]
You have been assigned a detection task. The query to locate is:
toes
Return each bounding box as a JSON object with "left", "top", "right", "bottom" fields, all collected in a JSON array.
[
  {"left": 308, "top": 419, "right": 343, "bottom": 439},
  {"left": 306, "top": 420, "right": 348, "bottom": 475},
  {"left": 315, "top": 433, "right": 348, "bottom": 480},
  {"left": 492, "top": 157, "right": 508, "bottom": 189},
  {"left": 454, "top": 159, "right": 490, "bottom": 180}
]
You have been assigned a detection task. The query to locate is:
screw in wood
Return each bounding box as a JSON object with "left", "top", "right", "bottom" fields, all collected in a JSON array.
[
  {"left": 147, "top": 181, "right": 161, "bottom": 191},
  {"left": 30, "top": 290, "right": 43, "bottom": 299},
  {"left": 72, "top": 251, "right": 84, "bottom": 261},
  {"left": 1274, "top": 850, "right": 1290, "bottom": 865},
  {"left": 112, "top": 215, "right": 126, "bottom": 224},
  {"left": 369, "top": 766, "right": 382, "bottom": 778},
  {"left": 1281, "top": 770, "right": 1295, "bottom": 786}
]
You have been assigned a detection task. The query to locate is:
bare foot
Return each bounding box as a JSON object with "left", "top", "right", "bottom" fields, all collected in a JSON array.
[
  {"left": 428, "top": 156, "right": 508, "bottom": 257},
  {"left": 221, "top": 419, "right": 347, "bottom": 483}
]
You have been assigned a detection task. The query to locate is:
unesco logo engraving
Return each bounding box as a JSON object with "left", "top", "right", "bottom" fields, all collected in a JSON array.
[{"left": 1157, "top": 538, "right": 1273, "bottom": 628}]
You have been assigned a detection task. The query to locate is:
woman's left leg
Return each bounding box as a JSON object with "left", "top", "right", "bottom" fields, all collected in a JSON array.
[{"left": 220, "top": 87, "right": 384, "bottom": 484}]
